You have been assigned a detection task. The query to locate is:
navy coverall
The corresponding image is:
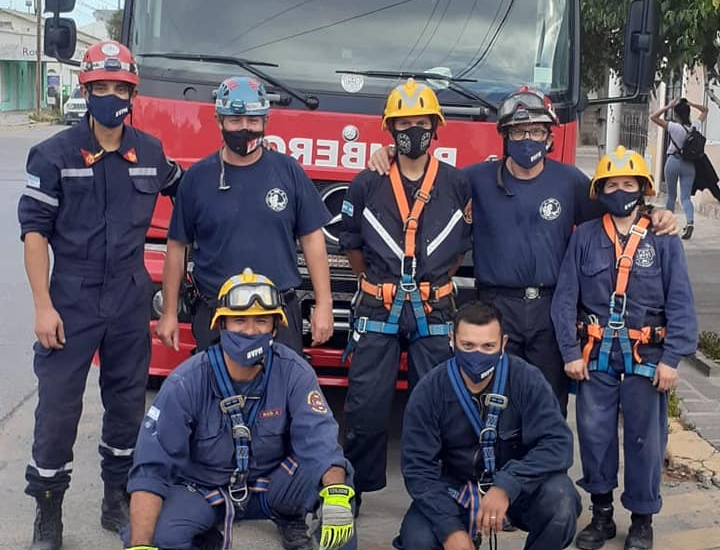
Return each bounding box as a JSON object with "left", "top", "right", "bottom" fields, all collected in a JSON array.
[
  {"left": 465, "top": 159, "right": 604, "bottom": 415},
  {"left": 339, "top": 161, "right": 472, "bottom": 493},
  {"left": 18, "top": 115, "right": 181, "bottom": 495},
  {"left": 168, "top": 150, "right": 331, "bottom": 354},
  {"left": 395, "top": 355, "right": 580, "bottom": 550},
  {"left": 551, "top": 219, "right": 697, "bottom": 514},
  {"left": 125, "top": 343, "right": 354, "bottom": 550}
]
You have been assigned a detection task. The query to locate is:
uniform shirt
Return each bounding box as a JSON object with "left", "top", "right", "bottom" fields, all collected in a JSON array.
[
  {"left": 128, "top": 343, "right": 345, "bottom": 498},
  {"left": 168, "top": 150, "right": 331, "bottom": 296},
  {"left": 551, "top": 218, "right": 697, "bottom": 368},
  {"left": 339, "top": 161, "right": 471, "bottom": 284},
  {"left": 402, "top": 355, "right": 573, "bottom": 543},
  {"left": 464, "top": 159, "right": 604, "bottom": 288},
  {"left": 18, "top": 115, "right": 181, "bottom": 279}
]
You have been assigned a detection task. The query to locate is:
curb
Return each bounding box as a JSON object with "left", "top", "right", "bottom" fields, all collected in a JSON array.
[
  {"left": 686, "top": 350, "right": 720, "bottom": 378},
  {"left": 0, "top": 121, "right": 56, "bottom": 131},
  {"left": 666, "top": 420, "right": 720, "bottom": 489}
]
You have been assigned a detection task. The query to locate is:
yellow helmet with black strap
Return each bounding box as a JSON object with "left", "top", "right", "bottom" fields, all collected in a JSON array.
[
  {"left": 589, "top": 146, "right": 656, "bottom": 199},
  {"left": 382, "top": 78, "right": 446, "bottom": 130},
  {"left": 210, "top": 268, "right": 289, "bottom": 330}
]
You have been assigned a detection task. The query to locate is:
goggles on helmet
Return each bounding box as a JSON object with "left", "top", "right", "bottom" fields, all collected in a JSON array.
[
  {"left": 497, "top": 90, "right": 557, "bottom": 127},
  {"left": 217, "top": 282, "right": 283, "bottom": 312}
]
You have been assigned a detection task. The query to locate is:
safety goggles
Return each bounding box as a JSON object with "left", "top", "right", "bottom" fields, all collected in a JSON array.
[
  {"left": 218, "top": 283, "right": 283, "bottom": 311},
  {"left": 84, "top": 57, "right": 138, "bottom": 75},
  {"left": 498, "top": 92, "right": 556, "bottom": 126}
]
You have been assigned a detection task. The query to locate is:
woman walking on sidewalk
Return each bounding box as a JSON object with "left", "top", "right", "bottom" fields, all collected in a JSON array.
[{"left": 651, "top": 97, "right": 708, "bottom": 240}]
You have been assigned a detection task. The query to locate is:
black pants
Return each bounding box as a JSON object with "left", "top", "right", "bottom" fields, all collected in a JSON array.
[{"left": 191, "top": 291, "right": 304, "bottom": 356}]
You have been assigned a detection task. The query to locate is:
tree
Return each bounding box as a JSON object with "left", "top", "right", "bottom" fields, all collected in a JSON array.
[
  {"left": 106, "top": 9, "right": 123, "bottom": 41},
  {"left": 580, "top": 0, "right": 720, "bottom": 93}
]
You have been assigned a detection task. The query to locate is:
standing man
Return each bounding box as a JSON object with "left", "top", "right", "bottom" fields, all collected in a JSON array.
[
  {"left": 394, "top": 301, "right": 580, "bottom": 550},
  {"left": 156, "top": 76, "right": 333, "bottom": 355},
  {"left": 18, "top": 40, "right": 182, "bottom": 550},
  {"left": 124, "top": 270, "right": 355, "bottom": 550},
  {"left": 339, "top": 78, "right": 472, "bottom": 510}
]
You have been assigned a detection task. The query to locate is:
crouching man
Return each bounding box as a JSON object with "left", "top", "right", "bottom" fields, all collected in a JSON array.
[
  {"left": 123, "top": 269, "right": 356, "bottom": 550},
  {"left": 394, "top": 301, "right": 580, "bottom": 550}
]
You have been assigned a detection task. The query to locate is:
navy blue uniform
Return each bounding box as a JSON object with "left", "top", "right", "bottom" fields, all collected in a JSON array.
[
  {"left": 339, "top": 162, "right": 471, "bottom": 493},
  {"left": 551, "top": 219, "right": 697, "bottom": 514},
  {"left": 465, "top": 159, "right": 603, "bottom": 413},
  {"left": 124, "top": 343, "right": 355, "bottom": 550},
  {"left": 18, "top": 115, "right": 181, "bottom": 495},
  {"left": 395, "top": 355, "right": 580, "bottom": 550},
  {"left": 168, "top": 150, "right": 331, "bottom": 353}
]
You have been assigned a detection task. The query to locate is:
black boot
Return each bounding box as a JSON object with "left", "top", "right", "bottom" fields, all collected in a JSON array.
[
  {"left": 277, "top": 516, "right": 313, "bottom": 550},
  {"left": 575, "top": 504, "right": 616, "bottom": 550},
  {"left": 624, "top": 517, "right": 653, "bottom": 550},
  {"left": 100, "top": 484, "right": 130, "bottom": 533},
  {"left": 30, "top": 491, "right": 63, "bottom": 550},
  {"left": 682, "top": 223, "right": 694, "bottom": 240}
]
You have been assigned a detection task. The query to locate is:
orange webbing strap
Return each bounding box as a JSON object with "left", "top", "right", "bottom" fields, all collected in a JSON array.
[
  {"left": 580, "top": 324, "right": 667, "bottom": 365},
  {"left": 581, "top": 324, "right": 604, "bottom": 366},
  {"left": 360, "top": 278, "right": 454, "bottom": 311},
  {"left": 601, "top": 213, "right": 651, "bottom": 296},
  {"left": 388, "top": 156, "right": 440, "bottom": 259}
]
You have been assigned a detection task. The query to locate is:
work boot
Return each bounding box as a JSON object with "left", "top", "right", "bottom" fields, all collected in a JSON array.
[
  {"left": 575, "top": 504, "right": 616, "bottom": 550},
  {"left": 624, "top": 519, "right": 653, "bottom": 550},
  {"left": 682, "top": 223, "right": 694, "bottom": 240},
  {"left": 100, "top": 484, "right": 130, "bottom": 533},
  {"left": 30, "top": 491, "right": 64, "bottom": 550},
  {"left": 277, "top": 516, "right": 314, "bottom": 550}
]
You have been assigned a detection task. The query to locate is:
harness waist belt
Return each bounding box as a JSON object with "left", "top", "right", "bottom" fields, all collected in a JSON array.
[
  {"left": 476, "top": 284, "right": 555, "bottom": 300},
  {"left": 360, "top": 277, "right": 454, "bottom": 308},
  {"left": 578, "top": 321, "right": 667, "bottom": 366}
]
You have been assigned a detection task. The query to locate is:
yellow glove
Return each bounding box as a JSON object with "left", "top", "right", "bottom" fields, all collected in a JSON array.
[
  {"left": 126, "top": 546, "right": 158, "bottom": 550},
  {"left": 318, "top": 484, "right": 355, "bottom": 549}
]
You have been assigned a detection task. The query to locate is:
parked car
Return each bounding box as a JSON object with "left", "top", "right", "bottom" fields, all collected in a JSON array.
[{"left": 62, "top": 87, "right": 87, "bottom": 124}]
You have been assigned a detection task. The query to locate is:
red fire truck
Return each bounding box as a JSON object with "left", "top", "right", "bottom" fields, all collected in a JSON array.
[{"left": 44, "top": 0, "right": 658, "bottom": 388}]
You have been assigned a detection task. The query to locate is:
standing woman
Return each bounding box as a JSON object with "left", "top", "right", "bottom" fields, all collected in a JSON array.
[{"left": 650, "top": 97, "right": 708, "bottom": 239}]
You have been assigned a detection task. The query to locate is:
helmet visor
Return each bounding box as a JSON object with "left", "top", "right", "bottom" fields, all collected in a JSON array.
[
  {"left": 219, "top": 283, "right": 282, "bottom": 311},
  {"left": 498, "top": 92, "right": 553, "bottom": 125}
]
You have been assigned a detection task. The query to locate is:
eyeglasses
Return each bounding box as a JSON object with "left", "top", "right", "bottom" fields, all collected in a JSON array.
[
  {"left": 218, "top": 283, "right": 283, "bottom": 311},
  {"left": 506, "top": 127, "right": 549, "bottom": 141}
]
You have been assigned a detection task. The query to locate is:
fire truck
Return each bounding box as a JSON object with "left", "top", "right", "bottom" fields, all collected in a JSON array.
[{"left": 44, "top": 0, "right": 658, "bottom": 388}]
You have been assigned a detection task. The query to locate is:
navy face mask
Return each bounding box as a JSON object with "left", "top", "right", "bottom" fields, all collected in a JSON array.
[
  {"left": 455, "top": 349, "right": 502, "bottom": 384},
  {"left": 86, "top": 93, "right": 131, "bottom": 128},
  {"left": 220, "top": 331, "right": 273, "bottom": 367},
  {"left": 506, "top": 139, "right": 547, "bottom": 169},
  {"left": 598, "top": 189, "right": 642, "bottom": 218}
]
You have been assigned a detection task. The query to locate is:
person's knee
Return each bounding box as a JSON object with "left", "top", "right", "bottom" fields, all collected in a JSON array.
[
  {"left": 536, "top": 475, "right": 581, "bottom": 524},
  {"left": 396, "top": 506, "right": 444, "bottom": 550}
]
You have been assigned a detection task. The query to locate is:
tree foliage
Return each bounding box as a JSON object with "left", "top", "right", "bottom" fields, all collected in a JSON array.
[
  {"left": 106, "top": 10, "right": 123, "bottom": 41},
  {"left": 580, "top": 0, "right": 720, "bottom": 92}
]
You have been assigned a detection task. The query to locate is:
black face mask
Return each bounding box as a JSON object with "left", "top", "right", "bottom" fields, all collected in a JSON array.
[
  {"left": 222, "top": 128, "right": 264, "bottom": 156},
  {"left": 392, "top": 126, "right": 433, "bottom": 159},
  {"left": 598, "top": 189, "right": 643, "bottom": 217}
]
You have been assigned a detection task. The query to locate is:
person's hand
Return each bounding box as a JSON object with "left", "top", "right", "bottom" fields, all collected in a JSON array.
[
  {"left": 311, "top": 302, "right": 334, "bottom": 346},
  {"left": 564, "top": 359, "right": 589, "bottom": 381},
  {"left": 367, "top": 145, "right": 395, "bottom": 175},
  {"left": 156, "top": 312, "right": 180, "bottom": 351},
  {"left": 442, "top": 530, "right": 476, "bottom": 550},
  {"left": 669, "top": 98, "right": 680, "bottom": 108},
  {"left": 650, "top": 208, "right": 678, "bottom": 236},
  {"left": 318, "top": 484, "right": 355, "bottom": 549},
  {"left": 653, "top": 362, "right": 678, "bottom": 392},
  {"left": 477, "top": 486, "right": 509, "bottom": 537},
  {"left": 35, "top": 305, "right": 65, "bottom": 350}
]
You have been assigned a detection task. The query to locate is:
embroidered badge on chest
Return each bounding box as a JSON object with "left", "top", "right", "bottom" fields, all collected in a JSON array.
[
  {"left": 635, "top": 244, "right": 656, "bottom": 268},
  {"left": 539, "top": 198, "right": 562, "bottom": 221},
  {"left": 266, "top": 188, "right": 288, "bottom": 212}
]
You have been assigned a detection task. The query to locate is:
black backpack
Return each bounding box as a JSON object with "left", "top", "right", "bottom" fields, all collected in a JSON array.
[{"left": 670, "top": 125, "right": 706, "bottom": 161}]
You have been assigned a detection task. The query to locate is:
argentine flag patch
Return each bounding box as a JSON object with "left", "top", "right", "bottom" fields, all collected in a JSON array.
[{"left": 342, "top": 200, "right": 354, "bottom": 217}]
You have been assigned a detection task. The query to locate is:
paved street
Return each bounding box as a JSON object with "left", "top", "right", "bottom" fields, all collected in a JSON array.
[{"left": 0, "top": 127, "right": 719, "bottom": 549}]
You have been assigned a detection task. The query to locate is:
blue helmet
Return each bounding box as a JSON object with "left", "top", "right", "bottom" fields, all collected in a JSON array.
[{"left": 215, "top": 76, "right": 270, "bottom": 116}]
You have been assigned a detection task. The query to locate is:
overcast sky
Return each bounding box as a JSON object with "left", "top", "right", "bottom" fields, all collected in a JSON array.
[{"left": 0, "top": 0, "right": 121, "bottom": 26}]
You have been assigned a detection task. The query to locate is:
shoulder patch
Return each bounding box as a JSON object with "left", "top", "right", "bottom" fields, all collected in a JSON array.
[
  {"left": 342, "top": 200, "right": 354, "bottom": 217},
  {"left": 147, "top": 405, "right": 160, "bottom": 421},
  {"left": 307, "top": 390, "right": 329, "bottom": 414},
  {"left": 463, "top": 200, "right": 472, "bottom": 224}
]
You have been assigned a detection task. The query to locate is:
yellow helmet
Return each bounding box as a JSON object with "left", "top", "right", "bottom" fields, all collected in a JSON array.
[
  {"left": 589, "top": 146, "right": 656, "bottom": 199},
  {"left": 210, "top": 268, "right": 289, "bottom": 330},
  {"left": 382, "top": 78, "right": 446, "bottom": 130}
]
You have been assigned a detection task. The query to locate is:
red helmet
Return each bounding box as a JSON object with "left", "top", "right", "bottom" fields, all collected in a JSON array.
[{"left": 79, "top": 40, "right": 139, "bottom": 86}]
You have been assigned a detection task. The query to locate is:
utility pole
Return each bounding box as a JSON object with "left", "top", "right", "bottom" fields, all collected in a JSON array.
[{"left": 35, "top": 0, "right": 42, "bottom": 116}]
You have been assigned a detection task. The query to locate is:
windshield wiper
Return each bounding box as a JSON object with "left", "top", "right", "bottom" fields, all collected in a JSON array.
[
  {"left": 139, "top": 52, "right": 319, "bottom": 110},
  {"left": 336, "top": 69, "right": 496, "bottom": 114}
]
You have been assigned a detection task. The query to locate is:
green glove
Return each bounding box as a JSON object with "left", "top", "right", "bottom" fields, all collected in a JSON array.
[
  {"left": 318, "top": 484, "right": 355, "bottom": 549},
  {"left": 125, "top": 546, "right": 158, "bottom": 550}
]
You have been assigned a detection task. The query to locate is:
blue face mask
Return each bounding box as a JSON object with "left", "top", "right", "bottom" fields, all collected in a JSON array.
[
  {"left": 220, "top": 331, "right": 273, "bottom": 367},
  {"left": 598, "top": 189, "right": 642, "bottom": 218},
  {"left": 86, "top": 93, "right": 131, "bottom": 128},
  {"left": 455, "top": 349, "right": 502, "bottom": 384},
  {"left": 506, "top": 139, "right": 547, "bottom": 169}
]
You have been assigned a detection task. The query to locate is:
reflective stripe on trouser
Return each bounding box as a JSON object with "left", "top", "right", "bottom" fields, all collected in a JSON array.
[
  {"left": 343, "top": 301, "right": 453, "bottom": 493},
  {"left": 476, "top": 290, "right": 569, "bottom": 416},
  {"left": 576, "top": 371, "right": 667, "bottom": 514},
  {"left": 121, "top": 459, "right": 357, "bottom": 550},
  {"left": 25, "top": 270, "right": 152, "bottom": 495},
  {"left": 191, "top": 291, "right": 303, "bottom": 356},
  {"left": 393, "top": 473, "right": 580, "bottom": 550}
]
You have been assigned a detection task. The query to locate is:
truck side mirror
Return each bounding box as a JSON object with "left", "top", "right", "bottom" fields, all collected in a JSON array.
[
  {"left": 43, "top": 0, "right": 76, "bottom": 12},
  {"left": 44, "top": 17, "right": 77, "bottom": 61},
  {"left": 622, "top": 0, "right": 659, "bottom": 94}
]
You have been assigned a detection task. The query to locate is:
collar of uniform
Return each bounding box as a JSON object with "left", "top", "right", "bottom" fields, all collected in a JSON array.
[{"left": 77, "top": 114, "right": 138, "bottom": 166}]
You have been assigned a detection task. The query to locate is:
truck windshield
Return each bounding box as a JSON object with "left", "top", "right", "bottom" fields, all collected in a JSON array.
[{"left": 130, "top": 0, "right": 572, "bottom": 106}]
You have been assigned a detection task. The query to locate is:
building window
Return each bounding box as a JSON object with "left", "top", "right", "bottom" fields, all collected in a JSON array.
[{"left": 705, "top": 82, "right": 720, "bottom": 144}]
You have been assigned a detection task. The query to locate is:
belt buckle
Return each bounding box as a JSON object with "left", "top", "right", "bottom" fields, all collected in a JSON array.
[{"left": 524, "top": 287, "right": 540, "bottom": 300}]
